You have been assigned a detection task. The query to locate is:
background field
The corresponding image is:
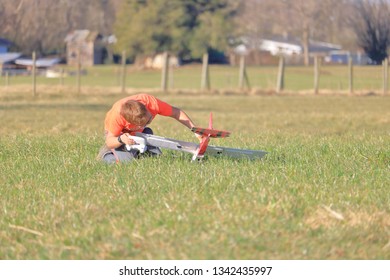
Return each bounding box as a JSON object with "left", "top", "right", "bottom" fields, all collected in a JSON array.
[
  {"left": 0, "top": 87, "right": 389, "bottom": 259},
  {"left": 0, "top": 64, "right": 387, "bottom": 94}
]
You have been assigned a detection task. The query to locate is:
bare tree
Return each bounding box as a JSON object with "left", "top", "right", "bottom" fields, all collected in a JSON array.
[
  {"left": 0, "top": 0, "right": 375, "bottom": 62},
  {"left": 350, "top": 0, "right": 390, "bottom": 64},
  {"left": 0, "top": 0, "right": 117, "bottom": 56},
  {"left": 0, "top": 0, "right": 24, "bottom": 39},
  {"left": 237, "top": 0, "right": 355, "bottom": 64},
  {"left": 236, "top": 0, "right": 286, "bottom": 46},
  {"left": 281, "top": 0, "right": 332, "bottom": 65}
]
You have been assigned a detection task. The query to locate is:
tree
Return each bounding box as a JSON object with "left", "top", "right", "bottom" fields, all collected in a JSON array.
[
  {"left": 0, "top": 0, "right": 117, "bottom": 56},
  {"left": 114, "top": 0, "right": 238, "bottom": 62},
  {"left": 280, "top": 0, "right": 331, "bottom": 65},
  {"left": 237, "top": 0, "right": 355, "bottom": 65},
  {"left": 350, "top": 0, "right": 390, "bottom": 64},
  {"left": 236, "top": 0, "right": 285, "bottom": 46},
  {"left": 184, "top": 0, "right": 239, "bottom": 58},
  {"left": 114, "top": 0, "right": 187, "bottom": 61}
]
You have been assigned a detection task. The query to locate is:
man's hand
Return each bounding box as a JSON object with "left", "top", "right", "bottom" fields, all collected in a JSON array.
[
  {"left": 119, "top": 133, "right": 136, "bottom": 145},
  {"left": 105, "top": 130, "right": 137, "bottom": 149}
]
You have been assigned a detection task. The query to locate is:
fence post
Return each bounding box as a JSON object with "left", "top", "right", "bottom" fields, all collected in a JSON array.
[
  {"left": 161, "top": 52, "right": 169, "bottom": 92},
  {"left": 276, "top": 56, "right": 285, "bottom": 93},
  {"left": 383, "top": 58, "right": 388, "bottom": 95},
  {"left": 348, "top": 56, "right": 353, "bottom": 95},
  {"left": 60, "top": 68, "right": 64, "bottom": 86},
  {"left": 32, "top": 51, "right": 37, "bottom": 96},
  {"left": 239, "top": 55, "right": 250, "bottom": 90},
  {"left": 5, "top": 71, "right": 9, "bottom": 87},
  {"left": 201, "top": 53, "right": 210, "bottom": 91},
  {"left": 169, "top": 59, "right": 174, "bottom": 89},
  {"left": 77, "top": 48, "right": 81, "bottom": 94},
  {"left": 121, "top": 50, "right": 127, "bottom": 94},
  {"left": 314, "top": 55, "right": 320, "bottom": 95}
]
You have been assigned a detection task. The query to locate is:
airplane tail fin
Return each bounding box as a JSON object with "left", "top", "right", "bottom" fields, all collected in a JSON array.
[{"left": 192, "top": 112, "right": 218, "bottom": 161}]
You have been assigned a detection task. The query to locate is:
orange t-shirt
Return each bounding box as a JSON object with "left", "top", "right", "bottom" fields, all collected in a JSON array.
[{"left": 104, "top": 94, "right": 173, "bottom": 136}]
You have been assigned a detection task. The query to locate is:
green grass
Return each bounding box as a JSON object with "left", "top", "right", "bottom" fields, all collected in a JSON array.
[{"left": 0, "top": 91, "right": 389, "bottom": 259}]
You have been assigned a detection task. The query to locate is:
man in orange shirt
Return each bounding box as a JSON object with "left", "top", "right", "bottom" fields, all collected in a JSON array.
[{"left": 98, "top": 93, "right": 200, "bottom": 163}]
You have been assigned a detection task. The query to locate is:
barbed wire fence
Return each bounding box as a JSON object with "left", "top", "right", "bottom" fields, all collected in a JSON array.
[{"left": 1, "top": 51, "right": 389, "bottom": 96}]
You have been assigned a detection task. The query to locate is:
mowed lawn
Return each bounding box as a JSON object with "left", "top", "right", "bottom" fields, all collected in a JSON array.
[{"left": 0, "top": 90, "right": 389, "bottom": 259}]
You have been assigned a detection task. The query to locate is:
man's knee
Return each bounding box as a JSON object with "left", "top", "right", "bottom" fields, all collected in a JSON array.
[
  {"left": 142, "top": 127, "right": 153, "bottom": 135},
  {"left": 102, "top": 153, "right": 117, "bottom": 164},
  {"left": 102, "top": 148, "right": 138, "bottom": 163},
  {"left": 141, "top": 127, "right": 162, "bottom": 156}
]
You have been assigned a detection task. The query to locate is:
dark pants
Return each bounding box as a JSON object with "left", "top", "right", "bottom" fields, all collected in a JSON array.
[{"left": 99, "top": 127, "right": 161, "bottom": 164}]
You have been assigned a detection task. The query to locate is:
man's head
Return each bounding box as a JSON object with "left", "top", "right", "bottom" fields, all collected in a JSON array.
[{"left": 120, "top": 100, "right": 152, "bottom": 127}]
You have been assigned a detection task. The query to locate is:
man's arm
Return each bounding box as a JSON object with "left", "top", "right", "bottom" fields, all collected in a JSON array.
[
  {"left": 170, "top": 106, "right": 196, "bottom": 128},
  {"left": 170, "top": 107, "right": 202, "bottom": 141},
  {"left": 105, "top": 131, "right": 135, "bottom": 149}
]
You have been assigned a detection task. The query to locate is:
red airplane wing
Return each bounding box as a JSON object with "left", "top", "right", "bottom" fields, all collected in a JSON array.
[{"left": 191, "top": 127, "right": 231, "bottom": 138}]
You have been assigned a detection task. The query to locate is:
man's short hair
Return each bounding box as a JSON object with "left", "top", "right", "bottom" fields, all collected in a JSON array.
[{"left": 120, "top": 100, "right": 149, "bottom": 125}]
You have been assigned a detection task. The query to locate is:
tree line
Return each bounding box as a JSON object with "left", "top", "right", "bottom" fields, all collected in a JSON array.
[{"left": 1, "top": 0, "right": 390, "bottom": 64}]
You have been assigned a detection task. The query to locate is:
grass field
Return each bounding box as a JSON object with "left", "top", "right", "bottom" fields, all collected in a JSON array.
[
  {"left": 0, "top": 89, "right": 389, "bottom": 260},
  {"left": 0, "top": 64, "right": 387, "bottom": 93}
]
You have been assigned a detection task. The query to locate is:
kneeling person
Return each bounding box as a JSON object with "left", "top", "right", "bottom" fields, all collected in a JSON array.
[{"left": 98, "top": 93, "right": 200, "bottom": 163}]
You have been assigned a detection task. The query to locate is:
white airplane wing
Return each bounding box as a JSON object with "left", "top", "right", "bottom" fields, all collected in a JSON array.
[
  {"left": 206, "top": 145, "right": 267, "bottom": 159},
  {"left": 134, "top": 132, "right": 199, "bottom": 154},
  {"left": 133, "top": 132, "right": 267, "bottom": 160}
]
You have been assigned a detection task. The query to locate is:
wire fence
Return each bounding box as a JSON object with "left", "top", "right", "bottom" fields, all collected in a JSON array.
[{"left": 1, "top": 54, "right": 389, "bottom": 96}]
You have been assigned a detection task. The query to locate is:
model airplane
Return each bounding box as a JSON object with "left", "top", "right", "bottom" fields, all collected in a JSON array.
[{"left": 126, "top": 113, "right": 267, "bottom": 161}]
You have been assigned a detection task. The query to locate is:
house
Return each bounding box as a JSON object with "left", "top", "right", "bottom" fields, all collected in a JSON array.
[
  {"left": 0, "top": 37, "right": 12, "bottom": 53},
  {"left": 0, "top": 53, "right": 22, "bottom": 73},
  {"left": 15, "top": 57, "right": 61, "bottom": 70},
  {"left": 232, "top": 36, "right": 342, "bottom": 65},
  {"left": 1, "top": 54, "right": 61, "bottom": 75},
  {"left": 64, "top": 30, "right": 109, "bottom": 66},
  {"left": 324, "top": 50, "right": 372, "bottom": 65},
  {"left": 14, "top": 57, "right": 61, "bottom": 77},
  {"left": 259, "top": 36, "right": 341, "bottom": 57},
  {"left": 259, "top": 37, "right": 302, "bottom": 56}
]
